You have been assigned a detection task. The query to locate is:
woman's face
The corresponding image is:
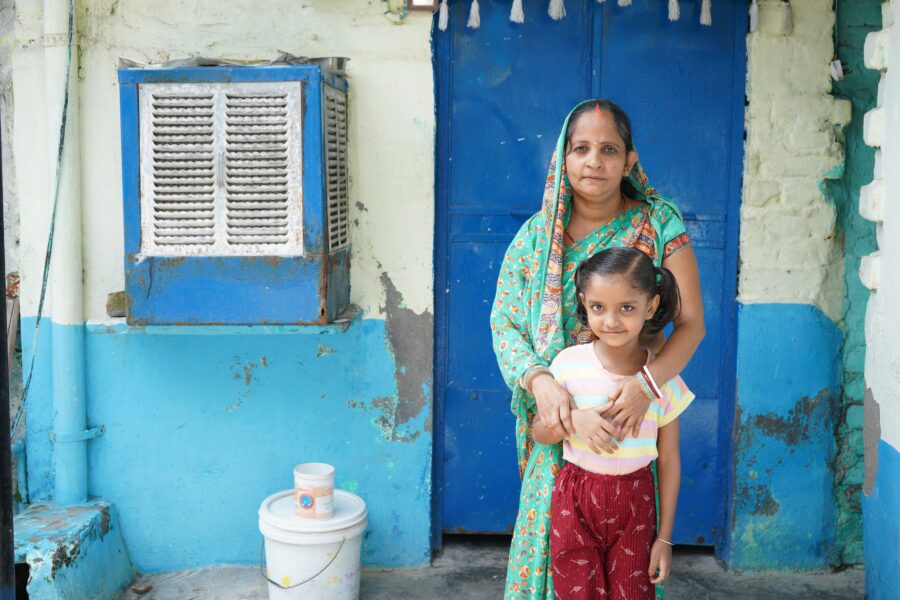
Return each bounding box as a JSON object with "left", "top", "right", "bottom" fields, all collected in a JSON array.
[{"left": 565, "top": 110, "right": 638, "bottom": 205}]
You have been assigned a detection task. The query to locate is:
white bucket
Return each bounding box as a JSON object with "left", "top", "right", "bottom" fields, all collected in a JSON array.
[
  {"left": 259, "top": 489, "right": 367, "bottom": 600},
  {"left": 293, "top": 463, "right": 335, "bottom": 519}
]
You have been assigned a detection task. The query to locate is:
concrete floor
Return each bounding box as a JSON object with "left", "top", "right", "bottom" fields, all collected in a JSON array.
[{"left": 118, "top": 536, "right": 865, "bottom": 599}]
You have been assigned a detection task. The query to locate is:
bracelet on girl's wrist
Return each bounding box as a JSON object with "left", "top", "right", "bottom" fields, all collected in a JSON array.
[
  {"left": 640, "top": 365, "right": 663, "bottom": 398},
  {"left": 656, "top": 538, "right": 674, "bottom": 546}
]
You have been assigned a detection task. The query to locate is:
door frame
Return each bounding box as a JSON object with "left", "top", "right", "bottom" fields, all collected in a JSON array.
[{"left": 431, "top": 2, "right": 748, "bottom": 555}]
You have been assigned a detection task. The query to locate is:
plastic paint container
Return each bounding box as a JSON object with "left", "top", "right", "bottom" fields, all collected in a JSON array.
[
  {"left": 293, "top": 463, "right": 335, "bottom": 519},
  {"left": 259, "top": 489, "right": 367, "bottom": 600}
]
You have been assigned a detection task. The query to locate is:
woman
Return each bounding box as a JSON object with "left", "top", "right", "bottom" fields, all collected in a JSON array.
[{"left": 490, "top": 99, "right": 705, "bottom": 599}]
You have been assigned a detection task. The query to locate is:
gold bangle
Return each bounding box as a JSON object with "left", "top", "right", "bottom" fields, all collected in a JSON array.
[
  {"left": 656, "top": 538, "right": 674, "bottom": 546},
  {"left": 521, "top": 366, "right": 550, "bottom": 393}
]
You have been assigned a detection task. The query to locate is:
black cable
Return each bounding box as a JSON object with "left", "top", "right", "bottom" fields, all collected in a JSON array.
[{"left": 10, "top": 0, "right": 75, "bottom": 438}]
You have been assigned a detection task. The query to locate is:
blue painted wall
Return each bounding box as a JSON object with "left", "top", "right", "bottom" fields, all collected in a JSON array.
[
  {"left": 864, "top": 439, "right": 900, "bottom": 598},
  {"left": 23, "top": 317, "right": 432, "bottom": 571},
  {"left": 729, "top": 303, "right": 841, "bottom": 570}
]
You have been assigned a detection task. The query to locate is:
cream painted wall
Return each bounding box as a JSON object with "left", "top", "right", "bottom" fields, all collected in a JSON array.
[
  {"left": 862, "top": 1, "right": 900, "bottom": 449},
  {"left": 11, "top": 0, "right": 50, "bottom": 314},
  {"left": 740, "top": 0, "right": 850, "bottom": 322},
  {"left": 12, "top": 0, "right": 435, "bottom": 321},
  {"left": 0, "top": 2, "right": 18, "bottom": 279}
]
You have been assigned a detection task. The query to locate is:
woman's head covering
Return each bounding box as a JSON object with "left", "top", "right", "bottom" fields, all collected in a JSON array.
[{"left": 531, "top": 100, "right": 683, "bottom": 355}]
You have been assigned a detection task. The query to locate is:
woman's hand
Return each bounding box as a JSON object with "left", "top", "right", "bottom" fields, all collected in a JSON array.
[
  {"left": 604, "top": 377, "right": 652, "bottom": 438},
  {"left": 571, "top": 408, "right": 619, "bottom": 454},
  {"left": 648, "top": 539, "right": 672, "bottom": 584},
  {"left": 530, "top": 373, "right": 576, "bottom": 439}
]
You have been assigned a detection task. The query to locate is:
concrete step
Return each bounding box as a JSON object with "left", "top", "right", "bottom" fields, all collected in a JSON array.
[{"left": 16, "top": 501, "right": 133, "bottom": 599}]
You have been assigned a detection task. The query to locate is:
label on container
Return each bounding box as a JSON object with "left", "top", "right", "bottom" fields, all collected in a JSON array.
[{"left": 294, "top": 485, "right": 334, "bottom": 519}]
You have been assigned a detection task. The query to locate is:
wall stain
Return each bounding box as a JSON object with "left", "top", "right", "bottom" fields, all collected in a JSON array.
[
  {"left": 752, "top": 389, "right": 837, "bottom": 446},
  {"left": 732, "top": 383, "right": 840, "bottom": 567},
  {"left": 317, "top": 343, "right": 335, "bottom": 358},
  {"left": 745, "top": 485, "right": 780, "bottom": 516},
  {"left": 379, "top": 271, "right": 433, "bottom": 437},
  {"left": 225, "top": 356, "right": 267, "bottom": 413},
  {"left": 346, "top": 396, "right": 421, "bottom": 443}
]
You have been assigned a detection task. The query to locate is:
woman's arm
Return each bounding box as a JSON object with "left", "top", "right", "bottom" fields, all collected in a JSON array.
[
  {"left": 649, "top": 417, "right": 681, "bottom": 584},
  {"left": 606, "top": 246, "right": 705, "bottom": 437},
  {"left": 532, "top": 414, "right": 566, "bottom": 446},
  {"left": 528, "top": 373, "right": 576, "bottom": 438},
  {"left": 490, "top": 221, "right": 576, "bottom": 438},
  {"left": 646, "top": 245, "right": 705, "bottom": 387}
]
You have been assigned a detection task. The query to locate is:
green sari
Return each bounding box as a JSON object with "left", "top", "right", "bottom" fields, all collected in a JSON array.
[{"left": 489, "top": 101, "right": 690, "bottom": 599}]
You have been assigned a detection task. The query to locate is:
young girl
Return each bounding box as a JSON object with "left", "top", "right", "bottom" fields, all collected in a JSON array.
[{"left": 533, "top": 247, "right": 694, "bottom": 600}]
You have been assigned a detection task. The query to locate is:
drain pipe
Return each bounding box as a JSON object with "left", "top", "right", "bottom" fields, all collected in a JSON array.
[{"left": 43, "top": 0, "right": 88, "bottom": 505}]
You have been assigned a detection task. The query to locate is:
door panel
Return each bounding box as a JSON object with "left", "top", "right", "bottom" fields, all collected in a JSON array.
[{"left": 436, "top": 0, "right": 744, "bottom": 545}]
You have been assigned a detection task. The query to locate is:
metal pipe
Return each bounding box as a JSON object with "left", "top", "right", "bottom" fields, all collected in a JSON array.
[
  {"left": 43, "top": 0, "right": 87, "bottom": 505},
  {"left": 10, "top": 441, "right": 26, "bottom": 514},
  {"left": 0, "top": 95, "right": 15, "bottom": 599}
]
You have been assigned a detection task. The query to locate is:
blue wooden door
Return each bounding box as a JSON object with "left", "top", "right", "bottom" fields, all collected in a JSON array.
[{"left": 435, "top": 0, "right": 745, "bottom": 547}]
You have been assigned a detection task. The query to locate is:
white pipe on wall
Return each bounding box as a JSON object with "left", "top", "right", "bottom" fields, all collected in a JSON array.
[{"left": 43, "top": 0, "right": 87, "bottom": 504}]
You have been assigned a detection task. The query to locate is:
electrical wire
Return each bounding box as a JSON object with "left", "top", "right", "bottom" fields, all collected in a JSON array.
[{"left": 10, "top": 0, "right": 75, "bottom": 438}]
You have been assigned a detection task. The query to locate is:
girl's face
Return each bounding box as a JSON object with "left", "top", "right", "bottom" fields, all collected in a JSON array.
[
  {"left": 565, "top": 110, "right": 638, "bottom": 204},
  {"left": 579, "top": 273, "right": 659, "bottom": 349}
]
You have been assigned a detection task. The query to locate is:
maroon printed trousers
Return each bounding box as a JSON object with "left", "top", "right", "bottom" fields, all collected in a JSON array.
[{"left": 550, "top": 462, "right": 656, "bottom": 600}]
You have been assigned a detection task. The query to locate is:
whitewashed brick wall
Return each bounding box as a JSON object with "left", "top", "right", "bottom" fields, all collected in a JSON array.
[{"left": 740, "top": 0, "right": 850, "bottom": 321}]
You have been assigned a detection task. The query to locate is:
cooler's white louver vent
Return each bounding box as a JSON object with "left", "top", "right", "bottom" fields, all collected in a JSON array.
[
  {"left": 324, "top": 86, "right": 349, "bottom": 252},
  {"left": 139, "top": 82, "right": 303, "bottom": 256}
]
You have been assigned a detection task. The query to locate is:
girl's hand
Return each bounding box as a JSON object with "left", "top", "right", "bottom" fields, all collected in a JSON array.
[
  {"left": 648, "top": 539, "right": 672, "bottom": 584},
  {"left": 603, "top": 377, "right": 652, "bottom": 439},
  {"left": 531, "top": 373, "right": 576, "bottom": 438},
  {"left": 571, "top": 408, "right": 619, "bottom": 454}
]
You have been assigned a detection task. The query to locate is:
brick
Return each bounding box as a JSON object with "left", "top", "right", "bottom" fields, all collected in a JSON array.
[
  {"left": 859, "top": 251, "right": 881, "bottom": 290},
  {"left": 863, "top": 107, "right": 885, "bottom": 147},
  {"left": 859, "top": 178, "right": 884, "bottom": 222},
  {"left": 864, "top": 27, "right": 891, "bottom": 70}
]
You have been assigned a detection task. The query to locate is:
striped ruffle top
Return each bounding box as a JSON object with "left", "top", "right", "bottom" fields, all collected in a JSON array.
[{"left": 549, "top": 342, "right": 694, "bottom": 476}]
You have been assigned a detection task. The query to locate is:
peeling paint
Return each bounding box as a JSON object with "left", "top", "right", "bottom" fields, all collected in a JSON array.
[
  {"left": 752, "top": 389, "right": 838, "bottom": 447},
  {"left": 379, "top": 271, "right": 433, "bottom": 430},
  {"left": 745, "top": 485, "right": 780, "bottom": 516},
  {"left": 225, "top": 356, "right": 267, "bottom": 412},
  {"left": 346, "top": 395, "right": 421, "bottom": 443},
  {"left": 864, "top": 388, "right": 881, "bottom": 495},
  {"left": 732, "top": 303, "right": 842, "bottom": 570},
  {"left": 14, "top": 502, "right": 132, "bottom": 598}
]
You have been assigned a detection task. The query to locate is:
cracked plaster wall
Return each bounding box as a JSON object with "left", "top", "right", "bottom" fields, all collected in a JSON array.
[{"left": 731, "top": 0, "right": 851, "bottom": 570}]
